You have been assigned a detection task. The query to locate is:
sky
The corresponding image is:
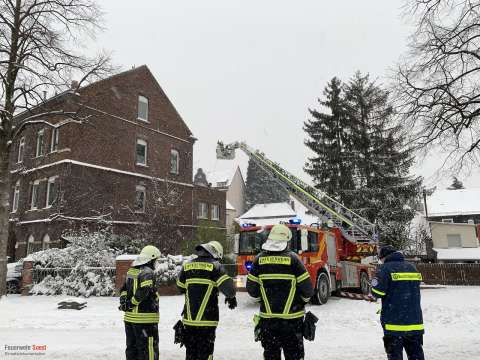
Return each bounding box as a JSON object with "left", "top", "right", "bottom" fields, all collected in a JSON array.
[{"left": 97, "top": 0, "right": 479, "bottom": 189}]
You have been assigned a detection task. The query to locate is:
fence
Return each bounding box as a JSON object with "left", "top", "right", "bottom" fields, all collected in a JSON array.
[
  {"left": 417, "top": 263, "right": 480, "bottom": 286},
  {"left": 32, "top": 266, "right": 116, "bottom": 285}
]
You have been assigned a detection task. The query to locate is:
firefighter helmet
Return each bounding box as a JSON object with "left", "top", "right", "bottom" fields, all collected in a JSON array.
[
  {"left": 132, "top": 245, "right": 161, "bottom": 266},
  {"left": 262, "top": 224, "right": 292, "bottom": 251},
  {"left": 196, "top": 241, "right": 224, "bottom": 259}
]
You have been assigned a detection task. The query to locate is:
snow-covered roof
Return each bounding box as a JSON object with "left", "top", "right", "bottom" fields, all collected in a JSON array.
[
  {"left": 116, "top": 254, "right": 138, "bottom": 261},
  {"left": 433, "top": 247, "right": 480, "bottom": 261},
  {"left": 226, "top": 200, "right": 236, "bottom": 211},
  {"left": 427, "top": 188, "right": 480, "bottom": 216},
  {"left": 239, "top": 202, "right": 296, "bottom": 219},
  {"left": 206, "top": 167, "right": 242, "bottom": 188}
]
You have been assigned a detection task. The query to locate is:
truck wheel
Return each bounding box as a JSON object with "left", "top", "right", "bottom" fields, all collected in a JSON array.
[
  {"left": 315, "top": 273, "right": 330, "bottom": 305},
  {"left": 360, "top": 272, "right": 370, "bottom": 295}
]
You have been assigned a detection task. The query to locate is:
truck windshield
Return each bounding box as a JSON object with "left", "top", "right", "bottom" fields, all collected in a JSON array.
[
  {"left": 238, "top": 230, "right": 269, "bottom": 254},
  {"left": 238, "top": 228, "right": 301, "bottom": 255}
]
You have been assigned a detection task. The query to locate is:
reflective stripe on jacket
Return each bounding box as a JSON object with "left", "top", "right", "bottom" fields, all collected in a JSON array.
[
  {"left": 371, "top": 251, "right": 424, "bottom": 336},
  {"left": 120, "top": 266, "right": 159, "bottom": 324},
  {"left": 246, "top": 250, "right": 314, "bottom": 320},
  {"left": 176, "top": 257, "right": 235, "bottom": 327}
]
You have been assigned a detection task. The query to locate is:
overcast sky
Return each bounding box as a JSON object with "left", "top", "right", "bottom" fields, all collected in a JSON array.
[{"left": 98, "top": 0, "right": 479, "bottom": 189}]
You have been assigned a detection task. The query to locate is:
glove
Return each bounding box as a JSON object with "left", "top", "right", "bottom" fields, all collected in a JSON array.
[
  {"left": 118, "top": 296, "right": 133, "bottom": 312},
  {"left": 303, "top": 311, "right": 319, "bottom": 341},
  {"left": 225, "top": 296, "right": 237, "bottom": 309},
  {"left": 173, "top": 320, "right": 185, "bottom": 347}
]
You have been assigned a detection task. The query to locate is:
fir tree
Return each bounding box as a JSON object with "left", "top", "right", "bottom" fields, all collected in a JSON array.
[
  {"left": 245, "top": 158, "right": 289, "bottom": 210},
  {"left": 343, "top": 72, "right": 422, "bottom": 248},
  {"left": 304, "top": 77, "right": 355, "bottom": 205},
  {"left": 447, "top": 177, "right": 465, "bottom": 190}
]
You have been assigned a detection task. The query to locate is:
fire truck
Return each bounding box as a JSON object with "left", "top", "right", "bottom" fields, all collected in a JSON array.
[{"left": 217, "top": 141, "right": 379, "bottom": 304}]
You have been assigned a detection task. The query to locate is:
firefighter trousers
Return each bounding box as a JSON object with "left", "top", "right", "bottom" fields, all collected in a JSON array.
[
  {"left": 183, "top": 326, "right": 216, "bottom": 360},
  {"left": 383, "top": 335, "right": 424, "bottom": 360},
  {"left": 260, "top": 318, "right": 304, "bottom": 360},
  {"left": 125, "top": 322, "right": 159, "bottom": 360}
]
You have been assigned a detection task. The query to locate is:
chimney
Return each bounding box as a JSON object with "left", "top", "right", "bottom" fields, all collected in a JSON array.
[
  {"left": 42, "top": 91, "right": 47, "bottom": 101},
  {"left": 70, "top": 80, "right": 79, "bottom": 90}
]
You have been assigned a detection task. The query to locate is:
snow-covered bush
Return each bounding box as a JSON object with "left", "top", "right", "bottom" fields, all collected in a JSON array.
[
  {"left": 30, "top": 230, "right": 120, "bottom": 297},
  {"left": 154, "top": 254, "right": 194, "bottom": 285},
  {"left": 28, "top": 228, "right": 195, "bottom": 296}
]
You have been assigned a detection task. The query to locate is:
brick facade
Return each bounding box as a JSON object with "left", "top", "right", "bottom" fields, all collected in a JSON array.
[{"left": 7, "top": 66, "right": 225, "bottom": 260}]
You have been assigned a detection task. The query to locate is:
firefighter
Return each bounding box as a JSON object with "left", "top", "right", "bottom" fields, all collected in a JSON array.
[
  {"left": 176, "top": 241, "right": 237, "bottom": 360},
  {"left": 371, "top": 245, "right": 425, "bottom": 360},
  {"left": 119, "top": 245, "right": 161, "bottom": 360},
  {"left": 246, "top": 224, "right": 314, "bottom": 360}
]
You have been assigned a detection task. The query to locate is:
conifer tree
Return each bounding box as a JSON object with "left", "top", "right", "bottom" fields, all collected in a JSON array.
[
  {"left": 343, "top": 72, "right": 421, "bottom": 248},
  {"left": 245, "top": 158, "right": 289, "bottom": 210},
  {"left": 304, "top": 77, "right": 355, "bottom": 205}
]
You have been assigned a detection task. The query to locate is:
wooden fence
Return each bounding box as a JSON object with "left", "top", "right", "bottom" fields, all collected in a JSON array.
[{"left": 417, "top": 263, "right": 480, "bottom": 286}]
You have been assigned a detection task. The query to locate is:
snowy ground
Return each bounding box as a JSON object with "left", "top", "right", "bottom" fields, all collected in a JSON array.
[{"left": 1, "top": 287, "right": 480, "bottom": 360}]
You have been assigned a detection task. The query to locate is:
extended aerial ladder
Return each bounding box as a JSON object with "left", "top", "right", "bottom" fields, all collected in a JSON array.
[{"left": 217, "top": 141, "right": 377, "bottom": 244}]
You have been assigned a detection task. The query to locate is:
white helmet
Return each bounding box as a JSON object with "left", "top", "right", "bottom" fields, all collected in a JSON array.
[
  {"left": 196, "top": 241, "right": 224, "bottom": 259},
  {"left": 132, "top": 245, "right": 161, "bottom": 266}
]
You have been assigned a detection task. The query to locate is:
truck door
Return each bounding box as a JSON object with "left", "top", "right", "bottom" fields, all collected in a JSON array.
[{"left": 326, "top": 233, "right": 337, "bottom": 266}]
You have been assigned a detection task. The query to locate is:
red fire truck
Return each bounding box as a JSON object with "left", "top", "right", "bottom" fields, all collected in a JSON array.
[
  {"left": 217, "top": 141, "right": 378, "bottom": 304},
  {"left": 235, "top": 222, "right": 376, "bottom": 304}
]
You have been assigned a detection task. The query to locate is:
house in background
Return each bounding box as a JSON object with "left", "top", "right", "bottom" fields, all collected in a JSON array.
[
  {"left": 237, "top": 197, "right": 318, "bottom": 226},
  {"left": 206, "top": 166, "right": 246, "bottom": 231},
  {"left": 425, "top": 188, "right": 480, "bottom": 263}
]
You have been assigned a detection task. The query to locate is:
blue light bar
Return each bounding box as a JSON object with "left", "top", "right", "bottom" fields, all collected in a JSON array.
[
  {"left": 241, "top": 223, "right": 256, "bottom": 228},
  {"left": 244, "top": 261, "right": 253, "bottom": 272},
  {"left": 289, "top": 218, "right": 302, "bottom": 225}
]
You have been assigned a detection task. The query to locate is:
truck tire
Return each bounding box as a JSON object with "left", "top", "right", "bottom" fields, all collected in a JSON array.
[
  {"left": 314, "top": 272, "right": 330, "bottom": 305},
  {"left": 360, "top": 271, "right": 370, "bottom": 295}
]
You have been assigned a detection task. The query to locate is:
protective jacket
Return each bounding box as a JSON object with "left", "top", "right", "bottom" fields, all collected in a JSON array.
[
  {"left": 371, "top": 251, "right": 424, "bottom": 336},
  {"left": 120, "top": 265, "right": 159, "bottom": 324},
  {"left": 246, "top": 250, "right": 314, "bottom": 320},
  {"left": 176, "top": 256, "right": 235, "bottom": 327}
]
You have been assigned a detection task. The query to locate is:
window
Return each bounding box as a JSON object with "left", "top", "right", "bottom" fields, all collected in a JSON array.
[
  {"left": 27, "top": 235, "right": 35, "bottom": 255},
  {"left": 447, "top": 234, "right": 462, "bottom": 248},
  {"left": 42, "top": 234, "right": 51, "bottom": 250},
  {"left": 51, "top": 128, "right": 59, "bottom": 152},
  {"left": 12, "top": 180, "right": 20, "bottom": 213},
  {"left": 307, "top": 231, "right": 320, "bottom": 252},
  {"left": 137, "top": 95, "right": 149, "bottom": 121},
  {"left": 442, "top": 218, "right": 454, "bottom": 223},
  {"left": 17, "top": 137, "right": 25, "bottom": 163},
  {"left": 36, "top": 129, "right": 45, "bottom": 157},
  {"left": 468, "top": 219, "right": 475, "bottom": 225},
  {"left": 170, "top": 149, "right": 179, "bottom": 174},
  {"left": 46, "top": 176, "right": 58, "bottom": 208},
  {"left": 211, "top": 204, "right": 220, "bottom": 220},
  {"left": 198, "top": 202, "right": 208, "bottom": 219},
  {"left": 136, "top": 139, "right": 147, "bottom": 166},
  {"left": 30, "top": 180, "right": 40, "bottom": 210},
  {"left": 135, "top": 185, "right": 146, "bottom": 213}
]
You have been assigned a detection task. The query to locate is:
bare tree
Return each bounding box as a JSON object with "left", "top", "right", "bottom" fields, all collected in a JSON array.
[
  {"left": 126, "top": 179, "right": 186, "bottom": 255},
  {"left": 395, "top": 0, "right": 480, "bottom": 174},
  {"left": 0, "top": 0, "right": 112, "bottom": 296}
]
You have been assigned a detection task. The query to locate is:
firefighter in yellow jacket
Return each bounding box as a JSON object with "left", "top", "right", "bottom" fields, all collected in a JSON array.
[
  {"left": 246, "top": 224, "right": 314, "bottom": 360},
  {"left": 176, "top": 241, "right": 237, "bottom": 360},
  {"left": 119, "top": 245, "right": 161, "bottom": 360}
]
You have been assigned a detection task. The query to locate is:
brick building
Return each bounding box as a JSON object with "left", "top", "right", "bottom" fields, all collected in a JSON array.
[{"left": 7, "top": 66, "right": 226, "bottom": 260}]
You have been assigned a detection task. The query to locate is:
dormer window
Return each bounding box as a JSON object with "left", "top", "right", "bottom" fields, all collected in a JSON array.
[{"left": 138, "top": 95, "right": 149, "bottom": 122}]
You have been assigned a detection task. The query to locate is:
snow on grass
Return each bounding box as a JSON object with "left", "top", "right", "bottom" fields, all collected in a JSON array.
[{"left": 1, "top": 287, "right": 480, "bottom": 359}]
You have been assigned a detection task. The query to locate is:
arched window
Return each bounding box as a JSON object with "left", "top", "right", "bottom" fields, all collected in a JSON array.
[
  {"left": 27, "top": 234, "right": 35, "bottom": 255},
  {"left": 42, "top": 234, "right": 51, "bottom": 250}
]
